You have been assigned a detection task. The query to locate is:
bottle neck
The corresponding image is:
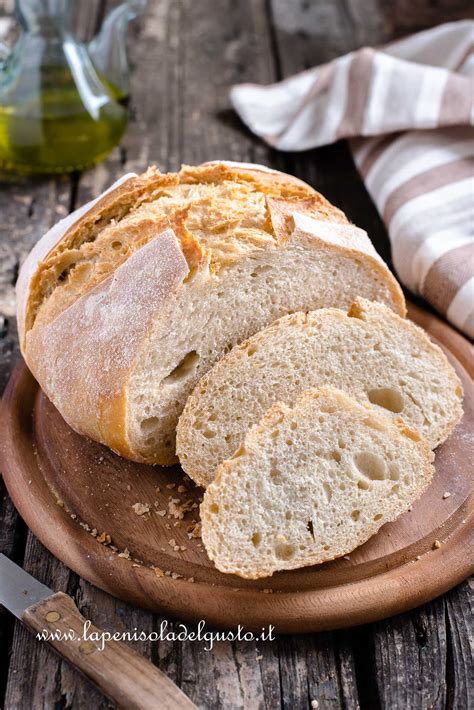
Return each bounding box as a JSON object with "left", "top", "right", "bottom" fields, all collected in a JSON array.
[{"left": 16, "top": 0, "right": 73, "bottom": 36}]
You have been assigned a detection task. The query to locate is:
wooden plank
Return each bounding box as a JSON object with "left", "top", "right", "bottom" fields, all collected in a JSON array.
[
  {"left": 278, "top": 632, "right": 359, "bottom": 709},
  {"left": 376, "top": 0, "right": 474, "bottom": 35},
  {"left": 270, "top": 0, "right": 353, "bottom": 71},
  {"left": 445, "top": 580, "right": 473, "bottom": 708},
  {"left": 369, "top": 598, "right": 448, "bottom": 709},
  {"left": 0, "top": 175, "right": 73, "bottom": 708},
  {"left": 0, "top": 1, "right": 113, "bottom": 707}
]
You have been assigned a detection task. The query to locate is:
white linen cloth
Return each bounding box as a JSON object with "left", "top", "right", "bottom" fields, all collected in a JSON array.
[{"left": 231, "top": 21, "right": 474, "bottom": 338}]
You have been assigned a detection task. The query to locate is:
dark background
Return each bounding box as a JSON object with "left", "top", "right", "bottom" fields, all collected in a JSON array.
[{"left": 0, "top": 1, "right": 472, "bottom": 707}]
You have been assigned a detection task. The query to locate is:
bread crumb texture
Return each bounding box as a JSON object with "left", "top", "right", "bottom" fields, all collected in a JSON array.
[{"left": 201, "top": 387, "right": 435, "bottom": 579}]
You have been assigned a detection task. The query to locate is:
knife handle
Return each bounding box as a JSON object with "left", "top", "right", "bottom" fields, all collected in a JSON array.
[{"left": 22, "top": 592, "right": 196, "bottom": 709}]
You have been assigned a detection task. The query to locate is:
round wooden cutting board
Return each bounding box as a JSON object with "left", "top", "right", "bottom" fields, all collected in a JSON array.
[{"left": 1, "top": 304, "right": 473, "bottom": 633}]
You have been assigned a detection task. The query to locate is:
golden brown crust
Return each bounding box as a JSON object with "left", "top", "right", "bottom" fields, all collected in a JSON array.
[
  {"left": 23, "top": 229, "right": 190, "bottom": 460},
  {"left": 25, "top": 168, "right": 176, "bottom": 335},
  {"left": 179, "top": 162, "right": 315, "bottom": 198},
  {"left": 268, "top": 201, "right": 406, "bottom": 317},
  {"left": 266, "top": 196, "right": 348, "bottom": 242}
]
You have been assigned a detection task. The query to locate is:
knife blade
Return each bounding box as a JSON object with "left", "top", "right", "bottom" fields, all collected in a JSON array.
[
  {"left": 0, "top": 553, "right": 52, "bottom": 617},
  {"left": 0, "top": 554, "right": 196, "bottom": 709}
]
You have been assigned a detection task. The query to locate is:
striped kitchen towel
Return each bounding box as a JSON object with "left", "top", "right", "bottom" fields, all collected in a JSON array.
[{"left": 231, "top": 21, "right": 474, "bottom": 338}]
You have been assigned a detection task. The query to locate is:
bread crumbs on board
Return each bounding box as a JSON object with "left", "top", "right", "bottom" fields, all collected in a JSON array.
[
  {"left": 168, "top": 497, "right": 196, "bottom": 519},
  {"left": 187, "top": 521, "right": 202, "bottom": 539},
  {"left": 168, "top": 538, "right": 187, "bottom": 552},
  {"left": 132, "top": 502, "right": 150, "bottom": 516}
]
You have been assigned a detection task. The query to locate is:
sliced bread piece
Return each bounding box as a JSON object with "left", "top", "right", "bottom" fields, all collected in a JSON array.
[
  {"left": 177, "top": 299, "right": 463, "bottom": 486},
  {"left": 201, "top": 387, "right": 434, "bottom": 579}
]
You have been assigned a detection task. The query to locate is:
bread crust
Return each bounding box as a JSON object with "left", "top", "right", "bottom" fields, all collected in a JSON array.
[
  {"left": 24, "top": 230, "right": 189, "bottom": 457},
  {"left": 17, "top": 161, "right": 406, "bottom": 462},
  {"left": 269, "top": 202, "right": 405, "bottom": 316}
]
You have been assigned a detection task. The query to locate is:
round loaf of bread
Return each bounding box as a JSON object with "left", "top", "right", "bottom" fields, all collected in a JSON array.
[{"left": 17, "top": 161, "right": 405, "bottom": 464}]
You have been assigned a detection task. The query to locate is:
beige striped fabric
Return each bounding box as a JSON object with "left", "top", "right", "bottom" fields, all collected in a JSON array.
[{"left": 231, "top": 21, "right": 474, "bottom": 338}]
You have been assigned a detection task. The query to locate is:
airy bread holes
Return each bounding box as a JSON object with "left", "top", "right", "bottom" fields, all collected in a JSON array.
[
  {"left": 354, "top": 451, "right": 387, "bottom": 481},
  {"left": 306, "top": 520, "right": 315, "bottom": 539},
  {"left": 275, "top": 541, "right": 295, "bottom": 560},
  {"left": 269, "top": 465, "right": 283, "bottom": 485},
  {"left": 351, "top": 510, "right": 360, "bottom": 522},
  {"left": 390, "top": 465, "right": 400, "bottom": 481},
  {"left": 251, "top": 532, "right": 262, "bottom": 547},
  {"left": 162, "top": 351, "right": 200, "bottom": 385},
  {"left": 140, "top": 416, "right": 159, "bottom": 433},
  {"left": 58, "top": 263, "right": 75, "bottom": 282},
  {"left": 323, "top": 482, "right": 333, "bottom": 502},
  {"left": 368, "top": 387, "right": 404, "bottom": 413},
  {"left": 250, "top": 265, "right": 272, "bottom": 278}
]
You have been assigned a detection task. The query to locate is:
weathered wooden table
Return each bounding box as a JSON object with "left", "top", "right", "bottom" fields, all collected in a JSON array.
[{"left": 0, "top": 1, "right": 472, "bottom": 707}]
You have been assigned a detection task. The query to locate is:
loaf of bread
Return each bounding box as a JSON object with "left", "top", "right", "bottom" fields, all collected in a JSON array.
[
  {"left": 177, "top": 299, "right": 463, "bottom": 486},
  {"left": 17, "top": 161, "right": 405, "bottom": 464},
  {"left": 201, "top": 387, "right": 435, "bottom": 578}
]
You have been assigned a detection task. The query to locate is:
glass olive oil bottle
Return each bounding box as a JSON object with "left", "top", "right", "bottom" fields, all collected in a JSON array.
[{"left": 0, "top": 0, "right": 129, "bottom": 176}]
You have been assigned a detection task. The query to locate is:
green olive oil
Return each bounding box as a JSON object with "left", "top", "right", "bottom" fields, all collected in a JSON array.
[{"left": 0, "top": 66, "right": 127, "bottom": 175}]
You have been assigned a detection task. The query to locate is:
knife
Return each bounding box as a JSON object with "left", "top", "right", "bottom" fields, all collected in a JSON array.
[{"left": 0, "top": 554, "right": 196, "bottom": 709}]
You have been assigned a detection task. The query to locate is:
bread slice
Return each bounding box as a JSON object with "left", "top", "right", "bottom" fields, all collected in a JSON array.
[
  {"left": 17, "top": 161, "right": 405, "bottom": 465},
  {"left": 177, "top": 299, "right": 463, "bottom": 486},
  {"left": 201, "top": 387, "right": 434, "bottom": 579}
]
